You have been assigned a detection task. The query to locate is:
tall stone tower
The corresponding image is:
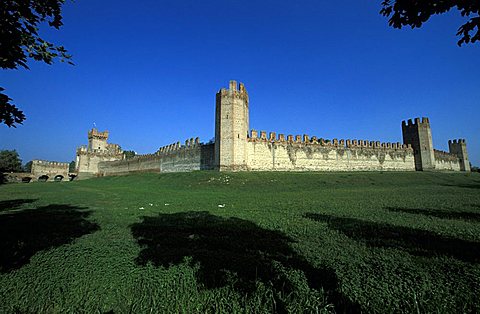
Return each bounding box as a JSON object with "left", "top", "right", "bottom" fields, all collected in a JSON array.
[
  {"left": 449, "top": 139, "right": 471, "bottom": 172},
  {"left": 88, "top": 128, "right": 109, "bottom": 152},
  {"left": 402, "top": 117, "right": 435, "bottom": 171},
  {"left": 214, "top": 80, "right": 249, "bottom": 171}
]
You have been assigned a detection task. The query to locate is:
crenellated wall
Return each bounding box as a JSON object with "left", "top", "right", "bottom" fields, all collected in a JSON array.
[
  {"left": 246, "top": 131, "right": 415, "bottom": 171},
  {"left": 97, "top": 139, "right": 214, "bottom": 176},
  {"left": 31, "top": 160, "right": 70, "bottom": 181},
  {"left": 434, "top": 150, "right": 461, "bottom": 171},
  {"left": 74, "top": 81, "right": 470, "bottom": 178}
]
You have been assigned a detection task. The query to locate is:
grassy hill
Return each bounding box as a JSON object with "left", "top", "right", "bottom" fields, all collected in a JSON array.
[{"left": 0, "top": 171, "right": 479, "bottom": 313}]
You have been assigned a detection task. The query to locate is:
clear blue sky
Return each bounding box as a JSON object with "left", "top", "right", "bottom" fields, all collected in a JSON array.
[{"left": 1, "top": 0, "right": 479, "bottom": 166}]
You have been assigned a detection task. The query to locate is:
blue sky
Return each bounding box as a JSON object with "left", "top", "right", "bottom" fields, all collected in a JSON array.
[{"left": 1, "top": 0, "right": 479, "bottom": 166}]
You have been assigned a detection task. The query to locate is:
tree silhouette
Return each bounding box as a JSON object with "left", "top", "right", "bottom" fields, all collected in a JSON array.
[
  {"left": 1, "top": 0, "right": 73, "bottom": 127},
  {"left": 0, "top": 150, "right": 23, "bottom": 173},
  {"left": 381, "top": 0, "right": 479, "bottom": 46}
]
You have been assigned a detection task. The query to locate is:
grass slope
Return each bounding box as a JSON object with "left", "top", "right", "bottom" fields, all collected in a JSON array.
[{"left": 0, "top": 171, "right": 479, "bottom": 313}]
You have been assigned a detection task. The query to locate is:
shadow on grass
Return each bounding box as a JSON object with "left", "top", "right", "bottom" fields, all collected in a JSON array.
[
  {"left": 441, "top": 180, "right": 480, "bottom": 189},
  {"left": 0, "top": 198, "right": 38, "bottom": 212},
  {"left": 0, "top": 203, "right": 100, "bottom": 272},
  {"left": 386, "top": 207, "right": 480, "bottom": 222},
  {"left": 304, "top": 213, "right": 480, "bottom": 263},
  {"left": 131, "top": 211, "right": 360, "bottom": 313}
]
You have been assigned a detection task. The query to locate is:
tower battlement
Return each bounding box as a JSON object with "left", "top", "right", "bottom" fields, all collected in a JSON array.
[
  {"left": 88, "top": 128, "right": 109, "bottom": 140},
  {"left": 218, "top": 80, "right": 249, "bottom": 102},
  {"left": 402, "top": 117, "right": 430, "bottom": 127},
  {"left": 449, "top": 139, "right": 466, "bottom": 144}
]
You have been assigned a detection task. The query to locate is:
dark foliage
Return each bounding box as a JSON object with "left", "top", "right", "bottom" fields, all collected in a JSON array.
[
  {"left": 0, "top": 149, "right": 22, "bottom": 172},
  {"left": 69, "top": 161, "right": 76, "bottom": 172},
  {"left": 386, "top": 207, "right": 480, "bottom": 222},
  {"left": 123, "top": 151, "right": 136, "bottom": 160},
  {"left": 23, "top": 160, "right": 33, "bottom": 173},
  {"left": 0, "top": 203, "right": 99, "bottom": 272},
  {"left": 131, "top": 211, "right": 360, "bottom": 313},
  {"left": 380, "top": 0, "right": 480, "bottom": 45},
  {"left": 1, "top": 0, "right": 72, "bottom": 127},
  {"left": 0, "top": 88, "right": 26, "bottom": 127},
  {"left": 305, "top": 213, "right": 480, "bottom": 263}
]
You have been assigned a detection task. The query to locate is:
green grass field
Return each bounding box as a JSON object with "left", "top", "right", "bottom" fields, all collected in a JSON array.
[{"left": 0, "top": 171, "right": 479, "bottom": 313}]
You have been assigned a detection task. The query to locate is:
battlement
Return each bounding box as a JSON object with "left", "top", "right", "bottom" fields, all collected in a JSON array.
[
  {"left": 88, "top": 128, "right": 109, "bottom": 140},
  {"left": 448, "top": 139, "right": 467, "bottom": 145},
  {"left": 77, "top": 147, "right": 123, "bottom": 157},
  {"left": 130, "top": 153, "right": 161, "bottom": 161},
  {"left": 77, "top": 145, "right": 88, "bottom": 153},
  {"left": 434, "top": 149, "right": 459, "bottom": 162},
  {"left": 107, "top": 143, "right": 122, "bottom": 153},
  {"left": 218, "top": 80, "right": 249, "bottom": 101},
  {"left": 32, "top": 159, "right": 69, "bottom": 167},
  {"left": 157, "top": 137, "right": 201, "bottom": 154},
  {"left": 247, "top": 130, "right": 413, "bottom": 151},
  {"left": 402, "top": 117, "right": 430, "bottom": 127}
]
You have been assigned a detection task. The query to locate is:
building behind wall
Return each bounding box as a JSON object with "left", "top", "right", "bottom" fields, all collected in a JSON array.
[{"left": 75, "top": 80, "right": 471, "bottom": 178}]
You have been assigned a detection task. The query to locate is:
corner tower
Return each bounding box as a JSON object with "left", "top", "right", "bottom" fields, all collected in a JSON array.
[
  {"left": 214, "top": 80, "right": 249, "bottom": 171},
  {"left": 449, "top": 139, "right": 470, "bottom": 172},
  {"left": 402, "top": 117, "right": 435, "bottom": 171}
]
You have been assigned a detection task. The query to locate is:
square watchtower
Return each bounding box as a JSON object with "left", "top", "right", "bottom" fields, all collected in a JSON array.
[
  {"left": 449, "top": 139, "right": 470, "bottom": 172},
  {"left": 214, "top": 80, "right": 249, "bottom": 171},
  {"left": 402, "top": 117, "right": 435, "bottom": 171}
]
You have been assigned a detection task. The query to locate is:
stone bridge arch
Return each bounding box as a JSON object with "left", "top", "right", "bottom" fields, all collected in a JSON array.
[
  {"left": 38, "top": 175, "right": 49, "bottom": 182},
  {"left": 54, "top": 175, "right": 64, "bottom": 182},
  {"left": 31, "top": 160, "right": 69, "bottom": 182}
]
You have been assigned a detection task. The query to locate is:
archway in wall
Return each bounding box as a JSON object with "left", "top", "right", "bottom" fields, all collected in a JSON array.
[
  {"left": 22, "top": 177, "right": 32, "bottom": 183},
  {"left": 38, "top": 175, "right": 49, "bottom": 182},
  {"left": 54, "top": 175, "right": 64, "bottom": 182},
  {"left": 69, "top": 174, "right": 77, "bottom": 181}
]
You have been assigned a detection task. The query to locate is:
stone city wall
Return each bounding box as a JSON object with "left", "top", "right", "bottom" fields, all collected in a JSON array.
[
  {"left": 97, "top": 138, "right": 214, "bottom": 176},
  {"left": 76, "top": 149, "right": 124, "bottom": 179},
  {"left": 434, "top": 150, "right": 461, "bottom": 171},
  {"left": 245, "top": 131, "right": 416, "bottom": 171}
]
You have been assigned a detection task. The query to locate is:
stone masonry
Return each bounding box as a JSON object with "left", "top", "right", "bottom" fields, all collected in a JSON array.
[{"left": 31, "top": 160, "right": 70, "bottom": 181}]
